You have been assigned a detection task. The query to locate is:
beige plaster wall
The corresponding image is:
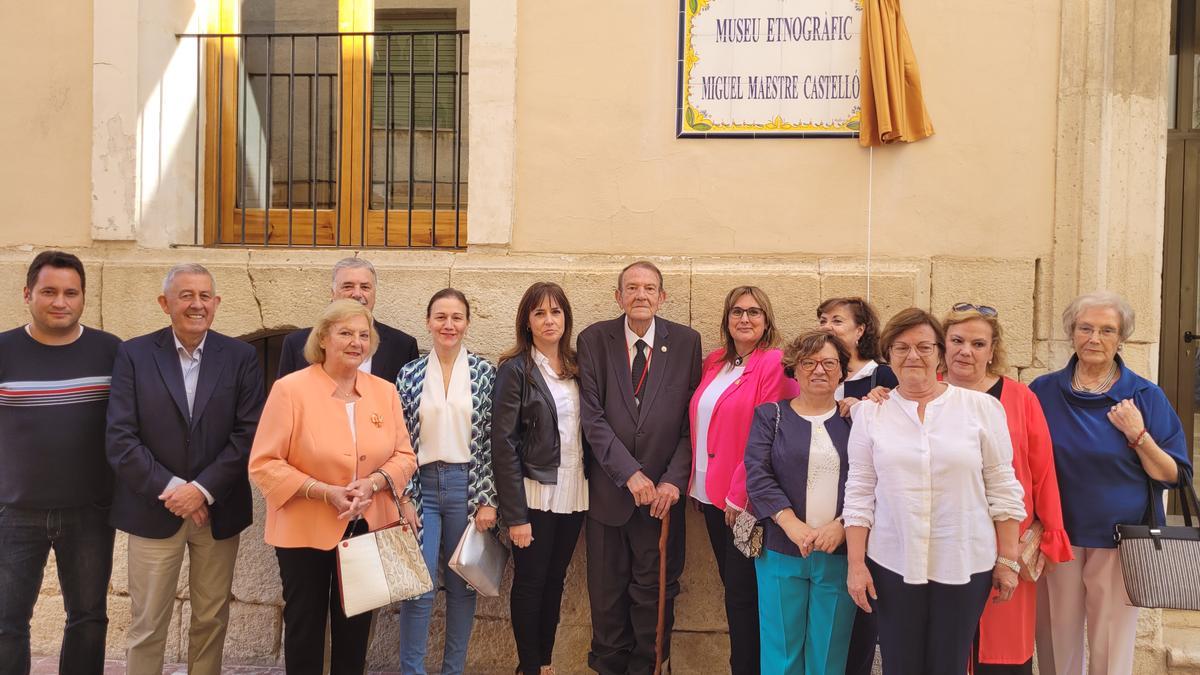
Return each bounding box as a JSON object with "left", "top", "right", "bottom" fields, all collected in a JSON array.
[
  {"left": 510, "top": 0, "right": 1060, "bottom": 258},
  {"left": 0, "top": 1, "right": 94, "bottom": 247}
]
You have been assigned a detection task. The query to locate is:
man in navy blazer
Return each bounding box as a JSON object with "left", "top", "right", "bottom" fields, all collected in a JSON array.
[
  {"left": 577, "top": 261, "right": 702, "bottom": 675},
  {"left": 106, "top": 263, "right": 263, "bottom": 675},
  {"left": 276, "top": 257, "right": 418, "bottom": 383}
]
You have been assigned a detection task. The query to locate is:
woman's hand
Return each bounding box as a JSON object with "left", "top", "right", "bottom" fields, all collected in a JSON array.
[
  {"left": 326, "top": 484, "right": 370, "bottom": 520},
  {"left": 811, "top": 520, "right": 846, "bottom": 553},
  {"left": 864, "top": 386, "right": 892, "bottom": 404},
  {"left": 1107, "top": 399, "right": 1146, "bottom": 443},
  {"left": 509, "top": 523, "right": 533, "bottom": 548},
  {"left": 724, "top": 503, "right": 742, "bottom": 528},
  {"left": 992, "top": 563, "right": 1019, "bottom": 603},
  {"left": 782, "top": 520, "right": 816, "bottom": 557},
  {"left": 398, "top": 499, "right": 421, "bottom": 531},
  {"left": 847, "top": 561, "right": 876, "bottom": 612},
  {"left": 475, "top": 505, "right": 498, "bottom": 531},
  {"left": 837, "top": 397, "right": 861, "bottom": 418}
]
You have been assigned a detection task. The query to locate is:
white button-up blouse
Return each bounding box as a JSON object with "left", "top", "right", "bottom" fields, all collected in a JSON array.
[{"left": 842, "top": 384, "right": 1026, "bottom": 585}]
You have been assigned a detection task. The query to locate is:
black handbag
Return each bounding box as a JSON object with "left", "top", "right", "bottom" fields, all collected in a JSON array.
[{"left": 1113, "top": 477, "right": 1200, "bottom": 610}]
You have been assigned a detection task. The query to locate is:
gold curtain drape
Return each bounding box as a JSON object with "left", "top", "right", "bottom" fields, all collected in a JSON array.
[{"left": 859, "top": 0, "right": 934, "bottom": 147}]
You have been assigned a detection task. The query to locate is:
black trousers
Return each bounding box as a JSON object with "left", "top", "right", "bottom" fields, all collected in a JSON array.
[
  {"left": 511, "top": 508, "right": 585, "bottom": 675},
  {"left": 700, "top": 503, "right": 759, "bottom": 675},
  {"left": 586, "top": 502, "right": 686, "bottom": 675},
  {"left": 274, "top": 520, "right": 372, "bottom": 675},
  {"left": 844, "top": 604, "right": 879, "bottom": 675},
  {"left": 869, "top": 559, "right": 992, "bottom": 675}
]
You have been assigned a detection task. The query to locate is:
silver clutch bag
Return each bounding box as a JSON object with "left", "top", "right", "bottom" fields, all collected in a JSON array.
[{"left": 448, "top": 516, "right": 509, "bottom": 597}]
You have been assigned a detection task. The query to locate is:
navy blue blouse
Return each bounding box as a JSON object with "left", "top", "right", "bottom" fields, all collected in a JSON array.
[{"left": 743, "top": 400, "right": 851, "bottom": 557}]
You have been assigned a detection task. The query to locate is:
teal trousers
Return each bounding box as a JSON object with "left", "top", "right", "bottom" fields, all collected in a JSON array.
[{"left": 755, "top": 549, "right": 856, "bottom": 675}]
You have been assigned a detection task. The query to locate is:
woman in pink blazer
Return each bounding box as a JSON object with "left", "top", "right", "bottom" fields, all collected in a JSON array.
[
  {"left": 249, "top": 300, "right": 417, "bottom": 675},
  {"left": 688, "top": 286, "right": 797, "bottom": 675}
]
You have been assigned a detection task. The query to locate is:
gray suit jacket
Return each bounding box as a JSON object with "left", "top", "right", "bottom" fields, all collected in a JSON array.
[{"left": 577, "top": 315, "right": 702, "bottom": 527}]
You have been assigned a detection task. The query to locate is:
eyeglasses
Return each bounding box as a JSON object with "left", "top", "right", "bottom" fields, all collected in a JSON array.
[
  {"left": 953, "top": 302, "right": 998, "bottom": 317},
  {"left": 1075, "top": 324, "right": 1119, "bottom": 339},
  {"left": 799, "top": 358, "right": 841, "bottom": 373},
  {"left": 891, "top": 342, "right": 939, "bottom": 357},
  {"left": 729, "top": 307, "right": 765, "bottom": 320}
]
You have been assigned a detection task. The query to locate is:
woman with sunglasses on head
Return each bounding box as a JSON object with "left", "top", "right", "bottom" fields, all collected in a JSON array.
[
  {"left": 687, "top": 286, "right": 796, "bottom": 674},
  {"left": 1030, "top": 292, "right": 1191, "bottom": 675},
  {"left": 491, "top": 282, "right": 587, "bottom": 675},
  {"left": 941, "top": 303, "right": 1073, "bottom": 674},
  {"left": 842, "top": 308, "right": 1026, "bottom": 675}
]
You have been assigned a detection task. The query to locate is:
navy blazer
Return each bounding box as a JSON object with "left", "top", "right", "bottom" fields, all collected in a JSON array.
[
  {"left": 577, "top": 315, "right": 703, "bottom": 527},
  {"left": 277, "top": 320, "right": 418, "bottom": 385},
  {"left": 106, "top": 327, "right": 264, "bottom": 540},
  {"left": 744, "top": 401, "right": 850, "bottom": 557}
]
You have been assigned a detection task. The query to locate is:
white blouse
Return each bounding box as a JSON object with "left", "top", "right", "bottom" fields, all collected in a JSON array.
[
  {"left": 690, "top": 362, "right": 746, "bottom": 505},
  {"left": 843, "top": 384, "right": 1026, "bottom": 585},
  {"left": 523, "top": 349, "right": 588, "bottom": 513},
  {"left": 800, "top": 408, "right": 841, "bottom": 528},
  {"left": 418, "top": 347, "right": 472, "bottom": 466}
]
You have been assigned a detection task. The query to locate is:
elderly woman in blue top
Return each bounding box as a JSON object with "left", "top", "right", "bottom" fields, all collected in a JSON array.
[
  {"left": 1031, "top": 292, "right": 1191, "bottom": 675},
  {"left": 744, "top": 330, "right": 857, "bottom": 675}
]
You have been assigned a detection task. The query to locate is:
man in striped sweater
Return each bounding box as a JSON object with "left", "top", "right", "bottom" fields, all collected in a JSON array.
[{"left": 0, "top": 251, "right": 122, "bottom": 675}]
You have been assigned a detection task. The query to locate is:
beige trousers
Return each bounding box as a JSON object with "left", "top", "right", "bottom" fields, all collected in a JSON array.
[
  {"left": 125, "top": 519, "right": 240, "bottom": 675},
  {"left": 1035, "top": 546, "right": 1139, "bottom": 675}
]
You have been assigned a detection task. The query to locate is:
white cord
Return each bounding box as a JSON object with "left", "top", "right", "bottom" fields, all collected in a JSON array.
[{"left": 866, "top": 146, "right": 873, "bottom": 302}]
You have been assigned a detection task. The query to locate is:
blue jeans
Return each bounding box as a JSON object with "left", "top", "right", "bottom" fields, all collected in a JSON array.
[
  {"left": 0, "top": 503, "right": 115, "bottom": 675},
  {"left": 399, "top": 463, "right": 476, "bottom": 675}
]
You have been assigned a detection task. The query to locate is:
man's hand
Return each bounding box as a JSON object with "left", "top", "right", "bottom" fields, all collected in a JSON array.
[
  {"left": 649, "top": 483, "right": 680, "bottom": 519},
  {"left": 189, "top": 503, "right": 210, "bottom": 527},
  {"left": 159, "top": 483, "right": 206, "bottom": 518},
  {"left": 626, "top": 471, "right": 656, "bottom": 506}
]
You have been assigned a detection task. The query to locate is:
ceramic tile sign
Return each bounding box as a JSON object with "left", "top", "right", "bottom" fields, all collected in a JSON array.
[{"left": 677, "top": 0, "right": 862, "bottom": 138}]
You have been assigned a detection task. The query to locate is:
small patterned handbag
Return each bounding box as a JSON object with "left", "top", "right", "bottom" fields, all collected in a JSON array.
[
  {"left": 732, "top": 402, "right": 782, "bottom": 559},
  {"left": 336, "top": 469, "right": 434, "bottom": 617}
]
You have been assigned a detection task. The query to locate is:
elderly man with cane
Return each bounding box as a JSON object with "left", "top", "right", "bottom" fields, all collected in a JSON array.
[{"left": 577, "top": 261, "right": 702, "bottom": 675}]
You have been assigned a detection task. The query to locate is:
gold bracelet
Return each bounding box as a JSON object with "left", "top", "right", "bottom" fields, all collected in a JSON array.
[
  {"left": 303, "top": 479, "right": 316, "bottom": 500},
  {"left": 323, "top": 486, "right": 329, "bottom": 505}
]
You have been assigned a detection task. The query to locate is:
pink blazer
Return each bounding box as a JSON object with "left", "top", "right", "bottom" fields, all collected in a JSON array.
[
  {"left": 249, "top": 364, "right": 417, "bottom": 550},
  {"left": 688, "top": 348, "right": 797, "bottom": 509}
]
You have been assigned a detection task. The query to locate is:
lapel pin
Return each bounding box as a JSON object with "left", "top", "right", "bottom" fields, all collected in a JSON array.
[
  {"left": 660, "top": 345, "right": 668, "bottom": 353},
  {"left": 371, "top": 413, "right": 383, "bottom": 427}
]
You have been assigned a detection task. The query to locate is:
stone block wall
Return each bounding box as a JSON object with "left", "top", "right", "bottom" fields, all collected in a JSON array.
[{"left": 5, "top": 247, "right": 1170, "bottom": 671}]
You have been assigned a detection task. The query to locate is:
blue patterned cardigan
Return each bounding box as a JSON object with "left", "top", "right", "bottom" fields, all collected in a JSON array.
[{"left": 396, "top": 351, "right": 497, "bottom": 532}]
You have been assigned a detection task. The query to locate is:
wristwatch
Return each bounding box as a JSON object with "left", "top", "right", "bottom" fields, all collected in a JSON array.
[{"left": 996, "top": 556, "right": 1020, "bottom": 574}]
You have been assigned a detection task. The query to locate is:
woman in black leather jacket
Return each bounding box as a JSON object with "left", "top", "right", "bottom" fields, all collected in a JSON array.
[{"left": 491, "top": 281, "right": 588, "bottom": 675}]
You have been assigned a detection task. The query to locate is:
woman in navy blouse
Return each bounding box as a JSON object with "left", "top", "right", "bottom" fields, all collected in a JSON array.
[
  {"left": 744, "top": 330, "right": 856, "bottom": 674},
  {"left": 1030, "top": 291, "right": 1192, "bottom": 675}
]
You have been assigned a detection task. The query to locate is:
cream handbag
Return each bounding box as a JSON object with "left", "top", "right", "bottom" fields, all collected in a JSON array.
[
  {"left": 448, "top": 516, "right": 509, "bottom": 597},
  {"left": 336, "top": 470, "right": 433, "bottom": 617}
]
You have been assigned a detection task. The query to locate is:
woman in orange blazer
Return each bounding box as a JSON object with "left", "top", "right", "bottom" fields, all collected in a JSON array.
[{"left": 249, "top": 299, "right": 417, "bottom": 675}]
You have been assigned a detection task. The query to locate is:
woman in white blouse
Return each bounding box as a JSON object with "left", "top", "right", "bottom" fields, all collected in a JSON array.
[
  {"left": 842, "top": 308, "right": 1025, "bottom": 675},
  {"left": 396, "top": 289, "right": 497, "bottom": 675},
  {"left": 491, "top": 282, "right": 588, "bottom": 675}
]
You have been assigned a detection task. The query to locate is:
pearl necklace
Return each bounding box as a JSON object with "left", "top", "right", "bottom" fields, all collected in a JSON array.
[{"left": 1072, "top": 361, "right": 1118, "bottom": 393}]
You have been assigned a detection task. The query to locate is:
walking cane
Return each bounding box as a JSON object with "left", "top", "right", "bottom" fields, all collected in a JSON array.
[{"left": 653, "top": 509, "right": 671, "bottom": 675}]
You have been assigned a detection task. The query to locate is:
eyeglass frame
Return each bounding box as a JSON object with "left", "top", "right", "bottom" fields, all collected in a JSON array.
[
  {"left": 728, "top": 306, "right": 766, "bottom": 320},
  {"left": 889, "top": 341, "right": 941, "bottom": 358},
  {"left": 798, "top": 357, "right": 842, "bottom": 373}
]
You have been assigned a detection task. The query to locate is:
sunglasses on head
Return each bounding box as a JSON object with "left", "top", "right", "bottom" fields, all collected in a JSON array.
[{"left": 953, "top": 302, "right": 998, "bottom": 317}]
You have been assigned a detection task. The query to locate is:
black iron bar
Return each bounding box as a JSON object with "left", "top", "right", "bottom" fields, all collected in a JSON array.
[
  {"left": 407, "top": 33, "right": 415, "bottom": 247},
  {"left": 312, "top": 36, "right": 319, "bottom": 246},
  {"left": 431, "top": 33, "right": 439, "bottom": 247},
  {"left": 453, "top": 34, "right": 462, "bottom": 247},
  {"left": 239, "top": 36, "right": 248, "bottom": 244},
  {"left": 334, "top": 35, "right": 343, "bottom": 244},
  {"left": 217, "top": 37, "right": 226, "bottom": 242},
  {"left": 193, "top": 38, "right": 200, "bottom": 244},
  {"left": 179, "top": 30, "right": 469, "bottom": 38},
  {"left": 287, "top": 36, "right": 295, "bottom": 246},
  {"left": 360, "top": 35, "right": 367, "bottom": 247},
  {"left": 264, "top": 35, "right": 273, "bottom": 246},
  {"left": 384, "top": 34, "right": 392, "bottom": 247}
]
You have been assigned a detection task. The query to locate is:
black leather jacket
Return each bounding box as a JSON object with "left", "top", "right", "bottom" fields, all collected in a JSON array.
[{"left": 491, "top": 352, "right": 588, "bottom": 525}]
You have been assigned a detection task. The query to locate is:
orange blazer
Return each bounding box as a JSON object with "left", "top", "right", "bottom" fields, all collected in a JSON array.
[{"left": 249, "top": 364, "right": 417, "bottom": 550}]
